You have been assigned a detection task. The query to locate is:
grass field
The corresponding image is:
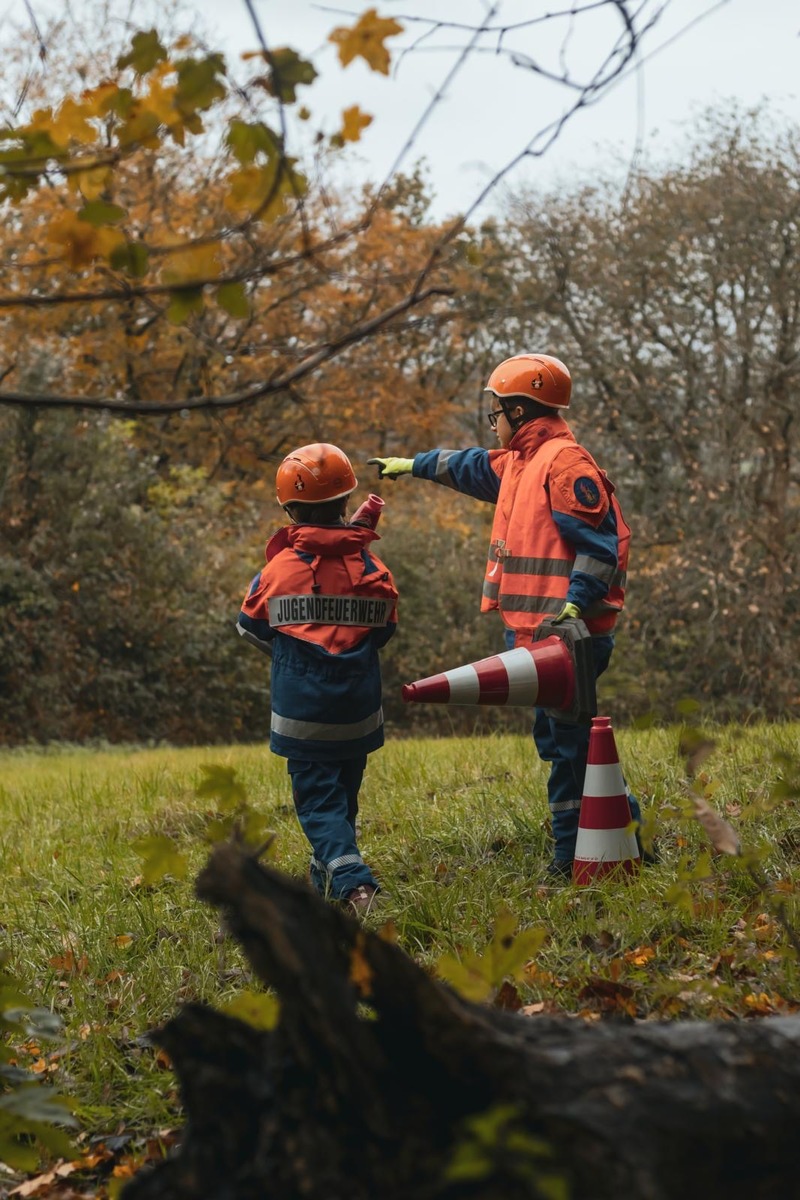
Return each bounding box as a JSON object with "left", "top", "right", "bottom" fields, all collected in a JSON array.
[{"left": 1, "top": 723, "right": 799, "bottom": 1185}]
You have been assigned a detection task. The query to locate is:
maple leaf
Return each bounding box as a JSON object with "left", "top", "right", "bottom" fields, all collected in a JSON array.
[
  {"left": 436, "top": 910, "right": 546, "bottom": 1003},
  {"left": 340, "top": 105, "right": 373, "bottom": 143},
  {"left": 195, "top": 763, "right": 246, "bottom": 807},
  {"left": 48, "top": 98, "right": 97, "bottom": 148},
  {"left": 132, "top": 834, "right": 188, "bottom": 885},
  {"left": 329, "top": 9, "right": 403, "bottom": 76},
  {"left": 216, "top": 281, "right": 250, "bottom": 319},
  {"left": 116, "top": 28, "right": 167, "bottom": 76},
  {"left": 261, "top": 47, "right": 318, "bottom": 103},
  {"left": 223, "top": 160, "right": 305, "bottom": 220},
  {"left": 72, "top": 165, "right": 113, "bottom": 200},
  {"left": 47, "top": 211, "right": 124, "bottom": 267},
  {"left": 161, "top": 242, "right": 220, "bottom": 288}
]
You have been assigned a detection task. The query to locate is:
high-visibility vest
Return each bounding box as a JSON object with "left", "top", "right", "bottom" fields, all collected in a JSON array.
[{"left": 480, "top": 429, "right": 629, "bottom": 640}]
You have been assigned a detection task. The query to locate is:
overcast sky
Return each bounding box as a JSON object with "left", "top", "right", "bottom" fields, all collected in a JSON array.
[
  {"left": 196, "top": 0, "right": 800, "bottom": 218},
  {"left": 5, "top": 1, "right": 800, "bottom": 218}
]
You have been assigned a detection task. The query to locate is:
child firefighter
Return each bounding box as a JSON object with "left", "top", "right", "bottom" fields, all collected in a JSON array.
[{"left": 237, "top": 443, "right": 398, "bottom": 915}]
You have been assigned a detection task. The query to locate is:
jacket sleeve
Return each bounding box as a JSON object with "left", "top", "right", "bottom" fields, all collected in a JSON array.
[
  {"left": 412, "top": 448, "right": 503, "bottom": 503},
  {"left": 236, "top": 570, "right": 275, "bottom": 655},
  {"left": 548, "top": 449, "right": 618, "bottom": 613}
]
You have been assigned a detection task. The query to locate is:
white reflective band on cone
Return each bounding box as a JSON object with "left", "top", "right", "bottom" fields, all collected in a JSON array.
[
  {"left": 574, "top": 827, "right": 640, "bottom": 863},
  {"left": 582, "top": 762, "right": 628, "bottom": 799},
  {"left": 501, "top": 647, "right": 540, "bottom": 704},
  {"left": 442, "top": 663, "right": 481, "bottom": 704}
]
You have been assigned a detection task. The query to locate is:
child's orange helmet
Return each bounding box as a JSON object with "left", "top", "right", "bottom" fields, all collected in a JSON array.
[
  {"left": 276, "top": 443, "right": 358, "bottom": 506},
  {"left": 484, "top": 354, "right": 572, "bottom": 410}
]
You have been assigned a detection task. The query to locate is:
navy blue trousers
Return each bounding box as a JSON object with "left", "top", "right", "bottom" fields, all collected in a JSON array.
[
  {"left": 287, "top": 757, "right": 378, "bottom": 899},
  {"left": 506, "top": 631, "right": 642, "bottom": 863}
]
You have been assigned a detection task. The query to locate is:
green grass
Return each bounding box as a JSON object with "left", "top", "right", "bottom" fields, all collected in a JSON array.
[{"left": 1, "top": 723, "right": 799, "bottom": 1148}]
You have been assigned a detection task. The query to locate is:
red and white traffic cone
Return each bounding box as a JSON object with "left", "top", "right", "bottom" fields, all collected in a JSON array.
[
  {"left": 573, "top": 715, "right": 640, "bottom": 885},
  {"left": 402, "top": 638, "right": 576, "bottom": 710}
]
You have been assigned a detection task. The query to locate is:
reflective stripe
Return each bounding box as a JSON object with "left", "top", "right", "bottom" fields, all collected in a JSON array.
[
  {"left": 501, "top": 647, "right": 541, "bottom": 704},
  {"left": 582, "top": 762, "right": 627, "bottom": 798},
  {"left": 435, "top": 450, "right": 459, "bottom": 489},
  {"left": 272, "top": 707, "right": 384, "bottom": 742},
  {"left": 503, "top": 555, "right": 572, "bottom": 577},
  {"left": 483, "top": 581, "right": 500, "bottom": 600},
  {"left": 270, "top": 594, "right": 391, "bottom": 627},
  {"left": 574, "top": 826, "right": 639, "bottom": 863},
  {"left": 573, "top": 555, "right": 616, "bottom": 584},
  {"left": 440, "top": 663, "right": 481, "bottom": 704},
  {"left": 236, "top": 621, "right": 273, "bottom": 655},
  {"left": 551, "top": 798, "right": 582, "bottom": 813},
  {"left": 498, "top": 594, "right": 563, "bottom": 615},
  {"left": 327, "top": 853, "right": 364, "bottom": 872}
]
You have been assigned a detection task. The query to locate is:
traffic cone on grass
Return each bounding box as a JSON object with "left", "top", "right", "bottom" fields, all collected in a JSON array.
[
  {"left": 402, "top": 618, "right": 596, "bottom": 723},
  {"left": 573, "top": 716, "right": 640, "bottom": 885}
]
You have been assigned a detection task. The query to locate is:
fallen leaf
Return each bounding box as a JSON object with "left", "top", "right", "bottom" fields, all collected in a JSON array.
[
  {"left": 689, "top": 792, "right": 741, "bottom": 856},
  {"left": 10, "top": 1160, "right": 77, "bottom": 1196},
  {"left": 494, "top": 981, "right": 522, "bottom": 1011},
  {"left": 349, "top": 934, "right": 373, "bottom": 997}
]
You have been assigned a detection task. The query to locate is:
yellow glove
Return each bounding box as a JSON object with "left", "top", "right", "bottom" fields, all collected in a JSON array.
[
  {"left": 553, "top": 602, "right": 581, "bottom": 624},
  {"left": 367, "top": 456, "right": 414, "bottom": 480}
]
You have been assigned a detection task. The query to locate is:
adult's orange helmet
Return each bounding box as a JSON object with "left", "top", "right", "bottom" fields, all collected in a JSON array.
[
  {"left": 276, "top": 443, "right": 357, "bottom": 506},
  {"left": 484, "top": 354, "right": 572, "bottom": 410}
]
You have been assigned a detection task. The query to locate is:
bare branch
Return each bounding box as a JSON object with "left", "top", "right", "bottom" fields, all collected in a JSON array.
[{"left": 0, "top": 284, "right": 453, "bottom": 414}]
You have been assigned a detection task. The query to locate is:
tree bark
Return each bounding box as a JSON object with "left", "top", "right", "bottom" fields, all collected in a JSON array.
[{"left": 123, "top": 843, "right": 800, "bottom": 1200}]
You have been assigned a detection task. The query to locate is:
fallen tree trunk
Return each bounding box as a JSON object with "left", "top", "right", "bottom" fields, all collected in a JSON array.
[{"left": 124, "top": 843, "right": 800, "bottom": 1200}]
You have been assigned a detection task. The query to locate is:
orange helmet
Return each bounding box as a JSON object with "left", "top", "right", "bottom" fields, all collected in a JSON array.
[
  {"left": 276, "top": 443, "right": 357, "bottom": 506},
  {"left": 484, "top": 354, "right": 571, "bottom": 410}
]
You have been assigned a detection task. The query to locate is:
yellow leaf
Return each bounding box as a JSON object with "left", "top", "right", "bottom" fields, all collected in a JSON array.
[
  {"left": 223, "top": 160, "right": 304, "bottom": 219},
  {"left": 143, "top": 78, "right": 180, "bottom": 127},
  {"left": 48, "top": 211, "right": 123, "bottom": 267},
  {"left": 340, "top": 105, "right": 373, "bottom": 143},
  {"left": 74, "top": 165, "right": 113, "bottom": 200},
  {"left": 329, "top": 8, "right": 403, "bottom": 75},
  {"left": 79, "top": 81, "right": 122, "bottom": 119},
  {"left": 221, "top": 989, "right": 280, "bottom": 1030},
  {"left": 349, "top": 933, "right": 373, "bottom": 997},
  {"left": 161, "top": 242, "right": 220, "bottom": 285},
  {"left": 49, "top": 97, "right": 98, "bottom": 147},
  {"left": 118, "top": 104, "right": 161, "bottom": 149}
]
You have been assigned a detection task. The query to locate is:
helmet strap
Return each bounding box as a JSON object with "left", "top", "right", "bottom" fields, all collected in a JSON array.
[{"left": 501, "top": 400, "right": 527, "bottom": 433}]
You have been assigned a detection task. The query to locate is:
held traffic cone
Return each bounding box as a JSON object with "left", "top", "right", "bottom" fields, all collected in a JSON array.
[
  {"left": 402, "top": 618, "right": 597, "bottom": 723},
  {"left": 573, "top": 716, "right": 640, "bottom": 885}
]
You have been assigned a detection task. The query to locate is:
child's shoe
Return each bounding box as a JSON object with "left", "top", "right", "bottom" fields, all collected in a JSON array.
[{"left": 345, "top": 883, "right": 379, "bottom": 915}]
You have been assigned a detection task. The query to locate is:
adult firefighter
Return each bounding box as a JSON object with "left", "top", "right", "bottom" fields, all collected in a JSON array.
[{"left": 369, "top": 353, "right": 643, "bottom": 878}]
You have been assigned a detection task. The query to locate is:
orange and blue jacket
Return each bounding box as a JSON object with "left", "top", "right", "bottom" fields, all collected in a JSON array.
[
  {"left": 412, "top": 417, "right": 629, "bottom": 643},
  {"left": 237, "top": 523, "right": 398, "bottom": 761}
]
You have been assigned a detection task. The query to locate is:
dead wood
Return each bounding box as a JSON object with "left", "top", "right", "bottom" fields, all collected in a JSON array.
[{"left": 122, "top": 843, "right": 800, "bottom": 1200}]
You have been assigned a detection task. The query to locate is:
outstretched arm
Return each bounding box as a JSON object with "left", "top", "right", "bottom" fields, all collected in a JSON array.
[{"left": 370, "top": 448, "right": 503, "bottom": 504}]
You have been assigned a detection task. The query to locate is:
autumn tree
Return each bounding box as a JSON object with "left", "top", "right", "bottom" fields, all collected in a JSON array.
[
  {"left": 0, "top": 1, "right": 665, "bottom": 744},
  {"left": 485, "top": 108, "right": 800, "bottom": 717}
]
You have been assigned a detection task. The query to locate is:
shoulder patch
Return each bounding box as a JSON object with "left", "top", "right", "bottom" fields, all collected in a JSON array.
[{"left": 573, "top": 476, "right": 601, "bottom": 508}]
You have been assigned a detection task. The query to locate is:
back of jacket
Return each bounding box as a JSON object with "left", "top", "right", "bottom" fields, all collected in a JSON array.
[{"left": 238, "top": 523, "right": 398, "bottom": 762}]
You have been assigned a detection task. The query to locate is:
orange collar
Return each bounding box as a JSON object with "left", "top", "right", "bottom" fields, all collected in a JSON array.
[{"left": 508, "top": 416, "right": 575, "bottom": 458}]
